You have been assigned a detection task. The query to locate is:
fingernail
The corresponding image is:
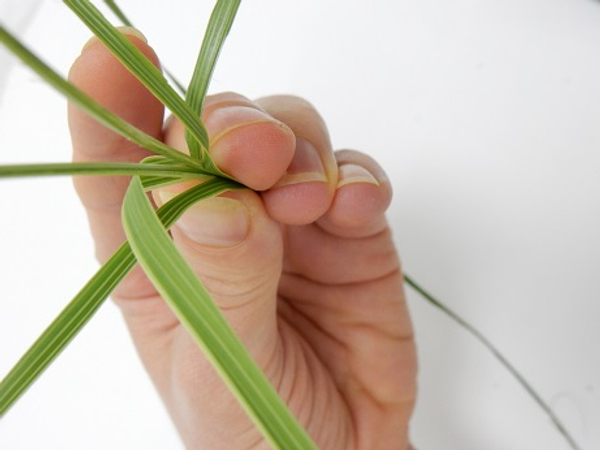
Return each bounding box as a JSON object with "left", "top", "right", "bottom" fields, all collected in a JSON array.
[
  {"left": 337, "top": 163, "right": 380, "bottom": 188},
  {"left": 159, "top": 193, "right": 250, "bottom": 247},
  {"left": 83, "top": 26, "right": 148, "bottom": 51},
  {"left": 208, "top": 106, "right": 280, "bottom": 146},
  {"left": 274, "top": 138, "right": 328, "bottom": 187}
]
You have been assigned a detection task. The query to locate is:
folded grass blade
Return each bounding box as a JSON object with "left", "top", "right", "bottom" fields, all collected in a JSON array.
[
  {"left": 122, "top": 177, "right": 318, "bottom": 450},
  {"left": 0, "top": 178, "right": 237, "bottom": 417}
]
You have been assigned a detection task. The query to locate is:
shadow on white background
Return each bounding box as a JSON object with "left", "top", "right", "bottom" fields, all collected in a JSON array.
[{"left": 1, "top": 1, "right": 599, "bottom": 449}]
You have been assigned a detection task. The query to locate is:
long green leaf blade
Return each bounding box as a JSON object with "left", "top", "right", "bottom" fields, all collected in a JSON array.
[
  {"left": 102, "top": 0, "right": 188, "bottom": 95},
  {"left": 64, "top": 0, "right": 219, "bottom": 171},
  {"left": 0, "top": 178, "right": 236, "bottom": 417},
  {"left": 0, "top": 162, "right": 203, "bottom": 179},
  {"left": 185, "top": 0, "right": 241, "bottom": 158},
  {"left": 0, "top": 26, "right": 202, "bottom": 170},
  {"left": 122, "top": 177, "right": 318, "bottom": 450}
]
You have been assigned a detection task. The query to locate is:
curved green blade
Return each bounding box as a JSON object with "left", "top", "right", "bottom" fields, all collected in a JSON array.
[
  {"left": 185, "top": 0, "right": 241, "bottom": 160},
  {"left": 122, "top": 176, "right": 318, "bottom": 450},
  {"left": 0, "top": 178, "right": 236, "bottom": 417}
]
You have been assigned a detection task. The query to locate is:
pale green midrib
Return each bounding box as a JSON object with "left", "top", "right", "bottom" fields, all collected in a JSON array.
[
  {"left": 123, "top": 177, "right": 317, "bottom": 449},
  {"left": 0, "top": 178, "right": 236, "bottom": 417}
]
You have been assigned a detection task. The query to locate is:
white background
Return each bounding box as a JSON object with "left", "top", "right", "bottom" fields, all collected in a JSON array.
[{"left": 1, "top": 1, "right": 599, "bottom": 449}]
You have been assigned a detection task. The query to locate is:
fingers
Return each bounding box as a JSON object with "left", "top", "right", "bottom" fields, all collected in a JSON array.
[
  {"left": 257, "top": 95, "right": 339, "bottom": 225},
  {"left": 162, "top": 94, "right": 394, "bottom": 293},
  {"left": 318, "top": 149, "right": 393, "bottom": 238},
  {"left": 164, "top": 92, "right": 297, "bottom": 191},
  {"left": 69, "top": 28, "right": 164, "bottom": 264},
  {"left": 152, "top": 186, "right": 284, "bottom": 359},
  {"left": 165, "top": 94, "right": 340, "bottom": 225},
  {"left": 283, "top": 150, "right": 396, "bottom": 285}
]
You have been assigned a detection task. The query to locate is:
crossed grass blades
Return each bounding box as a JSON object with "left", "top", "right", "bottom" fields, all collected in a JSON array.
[{"left": 0, "top": 1, "right": 581, "bottom": 449}]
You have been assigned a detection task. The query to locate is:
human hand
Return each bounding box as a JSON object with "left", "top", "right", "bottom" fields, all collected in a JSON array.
[{"left": 68, "top": 31, "right": 416, "bottom": 450}]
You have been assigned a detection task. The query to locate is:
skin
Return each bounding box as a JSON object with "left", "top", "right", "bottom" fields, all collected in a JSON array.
[{"left": 68, "top": 31, "right": 417, "bottom": 450}]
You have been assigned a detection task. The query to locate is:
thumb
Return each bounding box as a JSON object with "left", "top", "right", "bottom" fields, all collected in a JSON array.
[{"left": 154, "top": 187, "right": 283, "bottom": 355}]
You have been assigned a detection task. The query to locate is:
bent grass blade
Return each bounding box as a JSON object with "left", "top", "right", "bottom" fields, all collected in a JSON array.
[
  {"left": 0, "top": 178, "right": 237, "bottom": 417},
  {"left": 122, "top": 177, "right": 318, "bottom": 450}
]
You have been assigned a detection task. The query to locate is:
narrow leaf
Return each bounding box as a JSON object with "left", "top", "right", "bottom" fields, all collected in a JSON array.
[
  {"left": 0, "top": 162, "right": 202, "bottom": 179},
  {"left": 0, "top": 178, "right": 237, "bottom": 417},
  {"left": 0, "top": 26, "right": 203, "bottom": 170},
  {"left": 404, "top": 274, "right": 582, "bottom": 450},
  {"left": 102, "top": 0, "right": 187, "bottom": 95},
  {"left": 185, "top": 0, "right": 241, "bottom": 158},
  {"left": 64, "top": 0, "right": 220, "bottom": 171},
  {"left": 122, "top": 177, "right": 318, "bottom": 450}
]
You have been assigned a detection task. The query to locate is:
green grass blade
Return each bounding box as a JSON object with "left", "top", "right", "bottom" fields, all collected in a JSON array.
[
  {"left": 64, "top": 0, "right": 218, "bottom": 169},
  {"left": 185, "top": 0, "right": 241, "bottom": 159},
  {"left": 0, "top": 26, "right": 203, "bottom": 170},
  {"left": 0, "top": 242, "right": 135, "bottom": 418},
  {"left": 122, "top": 177, "right": 318, "bottom": 450},
  {"left": 0, "top": 178, "right": 236, "bottom": 417},
  {"left": 102, "top": 0, "right": 187, "bottom": 95},
  {"left": 404, "top": 274, "right": 582, "bottom": 450},
  {"left": 102, "top": 0, "right": 132, "bottom": 27},
  {"left": 0, "top": 162, "right": 203, "bottom": 179},
  {"left": 187, "top": 0, "right": 240, "bottom": 113}
]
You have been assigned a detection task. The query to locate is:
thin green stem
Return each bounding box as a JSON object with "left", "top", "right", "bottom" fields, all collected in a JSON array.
[{"left": 403, "top": 274, "right": 582, "bottom": 450}]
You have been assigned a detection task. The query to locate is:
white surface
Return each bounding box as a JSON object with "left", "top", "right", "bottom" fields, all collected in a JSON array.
[{"left": 1, "top": 1, "right": 599, "bottom": 449}]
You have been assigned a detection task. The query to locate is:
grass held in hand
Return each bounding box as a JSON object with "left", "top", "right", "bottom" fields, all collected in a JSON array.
[
  {"left": 0, "top": 1, "right": 582, "bottom": 449},
  {"left": 0, "top": 1, "right": 316, "bottom": 448}
]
